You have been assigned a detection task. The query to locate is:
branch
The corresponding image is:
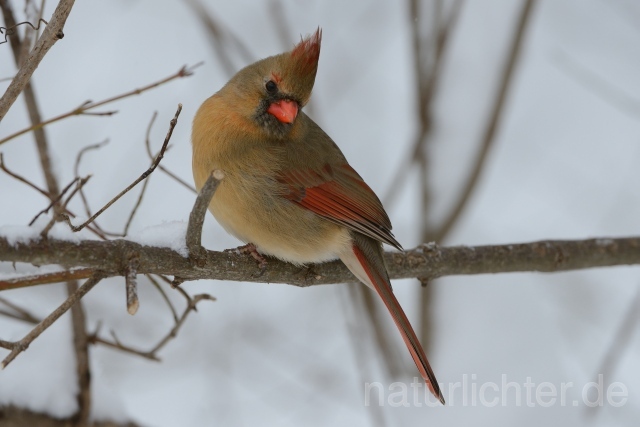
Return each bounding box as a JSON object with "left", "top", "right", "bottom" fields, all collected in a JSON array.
[
  {"left": 186, "top": 170, "right": 223, "bottom": 264},
  {"left": 0, "top": 0, "right": 75, "bottom": 121},
  {"left": 1, "top": 236, "right": 639, "bottom": 286}
]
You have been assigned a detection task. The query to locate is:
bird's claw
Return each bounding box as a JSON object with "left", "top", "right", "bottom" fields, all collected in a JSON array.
[{"left": 228, "top": 243, "right": 268, "bottom": 276}]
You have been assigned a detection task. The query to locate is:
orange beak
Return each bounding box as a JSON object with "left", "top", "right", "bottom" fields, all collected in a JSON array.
[{"left": 267, "top": 100, "right": 298, "bottom": 124}]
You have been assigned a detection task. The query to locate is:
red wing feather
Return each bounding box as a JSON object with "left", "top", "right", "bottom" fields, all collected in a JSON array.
[{"left": 278, "top": 164, "right": 402, "bottom": 250}]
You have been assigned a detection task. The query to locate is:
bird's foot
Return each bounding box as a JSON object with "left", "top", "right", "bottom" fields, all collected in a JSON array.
[{"left": 227, "top": 243, "right": 267, "bottom": 276}]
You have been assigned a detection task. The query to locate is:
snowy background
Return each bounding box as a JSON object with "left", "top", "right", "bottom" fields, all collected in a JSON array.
[{"left": 1, "top": 0, "right": 640, "bottom": 425}]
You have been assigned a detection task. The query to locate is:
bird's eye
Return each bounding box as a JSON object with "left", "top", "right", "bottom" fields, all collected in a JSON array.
[{"left": 265, "top": 80, "right": 278, "bottom": 94}]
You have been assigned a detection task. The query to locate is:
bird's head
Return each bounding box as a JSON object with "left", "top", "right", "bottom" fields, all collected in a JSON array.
[{"left": 222, "top": 28, "right": 322, "bottom": 138}]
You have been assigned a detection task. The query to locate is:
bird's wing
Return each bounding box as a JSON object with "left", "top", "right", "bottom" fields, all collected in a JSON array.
[{"left": 277, "top": 163, "right": 402, "bottom": 250}]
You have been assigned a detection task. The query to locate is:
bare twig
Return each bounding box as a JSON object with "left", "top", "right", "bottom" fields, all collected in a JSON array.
[
  {"left": 186, "top": 170, "right": 223, "bottom": 264},
  {"left": 0, "top": 296, "right": 40, "bottom": 323},
  {"left": 88, "top": 334, "right": 159, "bottom": 362},
  {"left": 0, "top": 0, "right": 75, "bottom": 121},
  {"left": 0, "top": 274, "right": 103, "bottom": 368},
  {"left": 60, "top": 104, "right": 182, "bottom": 232},
  {"left": 0, "top": 268, "right": 95, "bottom": 291},
  {"left": 39, "top": 175, "right": 91, "bottom": 237},
  {"left": 73, "top": 139, "right": 119, "bottom": 236},
  {"left": 73, "top": 138, "right": 151, "bottom": 238},
  {"left": 0, "top": 152, "right": 50, "bottom": 198},
  {"left": 120, "top": 175, "right": 151, "bottom": 237},
  {"left": 146, "top": 293, "right": 216, "bottom": 356},
  {"left": 28, "top": 176, "right": 82, "bottom": 226},
  {"left": 145, "top": 111, "right": 196, "bottom": 194},
  {"left": 74, "top": 140, "right": 109, "bottom": 203},
  {"left": 88, "top": 292, "right": 215, "bottom": 361},
  {"left": 146, "top": 274, "right": 179, "bottom": 323},
  {"left": 0, "top": 65, "right": 199, "bottom": 146},
  {"left": 1, "top": 153, "right": 109, "bottom": 239}
]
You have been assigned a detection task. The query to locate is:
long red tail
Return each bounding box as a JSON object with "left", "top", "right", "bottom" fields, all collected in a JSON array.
[{"left": 342, "top": 233, "right": 445, "bottom": 404}]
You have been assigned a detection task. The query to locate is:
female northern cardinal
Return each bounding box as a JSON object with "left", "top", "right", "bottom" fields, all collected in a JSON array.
[{"left": 192, "top": 28, "right": 444, "bottom": 404}]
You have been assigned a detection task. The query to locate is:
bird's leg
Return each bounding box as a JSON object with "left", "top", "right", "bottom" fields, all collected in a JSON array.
[{"left": 227, "top": 243, "right": 268, "bottom": 276}]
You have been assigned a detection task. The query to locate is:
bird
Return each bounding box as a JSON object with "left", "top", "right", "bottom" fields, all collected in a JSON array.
[{"left": 192, "top": 28, "right": 444, "bottom": 404}]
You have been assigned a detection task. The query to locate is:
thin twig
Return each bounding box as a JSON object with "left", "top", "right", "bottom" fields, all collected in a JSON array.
[
  {"left": 74, "top": 139, "right": 109, "bottom": 214},
  {"left": 0, "top": 274, "right": 103, "bottom": 368},
  {"left": 88, "top": 292, "right": 215, "bottom": 361},
  {"left": 147, "top": 293, "right": 216, "bottom": 356},
  {"left": 28, "top": 176, "right": 81, "bottom": 226},
  {"left": 73, "top": 138, "right": 150, "bottom": 238},
  {"left": 0, "top": 296, "right": 40, "bottom": 323},
  {"left": 0, "top": 268, "right": 95, "bottom": 291},
  {"left": 39, "top": 175, "right": 91, "bottom": 237},
  {"left": 60, "top": 104, "right": 183, "bottom": 232},
  {"left": 0, "top": 153, "right": 108, "bottom": 239},
  {"left": 120, "top": 174, "right": 151, "bottom": 237},
  {"left": 0, "top": 152, "right": 50, "bottom": 198},
  {"left": 88, "top": 335, "right": 160, "bottom": 361},
  {"left": 144, "top": 112, "right": 196, "bottom": 193},
  {"left": 0, "top": 65, "right": 199, "bottom": 145},
  {"left": 146, "top": 274, "right": 179, "bottom": 323}
]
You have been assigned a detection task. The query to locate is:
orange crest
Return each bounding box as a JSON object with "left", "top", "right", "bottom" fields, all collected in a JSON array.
[{"left": 291, "top": 28, "right": 322, "bottom": 73}]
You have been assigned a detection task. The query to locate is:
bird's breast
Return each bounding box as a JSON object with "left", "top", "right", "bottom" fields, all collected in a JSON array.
[{"left": 208, "top": 173, "right": 350, "bottom": 265}]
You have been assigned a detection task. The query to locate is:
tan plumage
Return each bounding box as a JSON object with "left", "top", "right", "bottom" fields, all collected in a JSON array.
[{"left": 192, "top": 28, "right": 444, "bottom": 403}]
